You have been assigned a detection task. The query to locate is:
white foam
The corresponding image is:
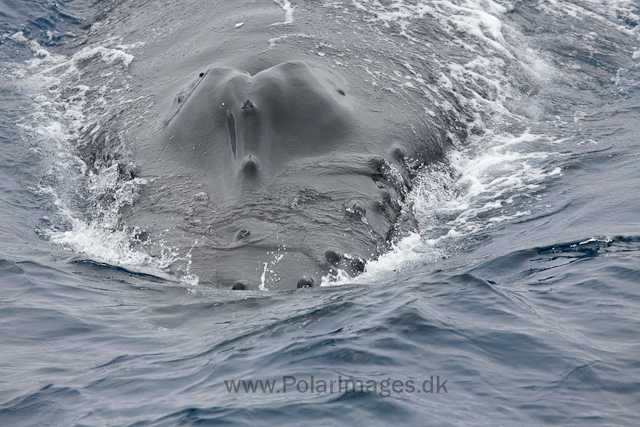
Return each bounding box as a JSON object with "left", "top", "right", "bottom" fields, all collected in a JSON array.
[
  {"left": 267, "top": 33, "right": 314, "bottom": 48},
  {"left": 272, "top": 0, "right": 294, "bottom": 26},
  {"left": 9, "top": 31, "right": 29, "bottom": 43},
  {"left": 259, "top": 262, "right": 269, "bottom": 290}
]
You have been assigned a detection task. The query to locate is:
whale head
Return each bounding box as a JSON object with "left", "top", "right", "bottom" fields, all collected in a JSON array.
[{"left": 136, "top": 60, "right": 444, "bottom": 289}]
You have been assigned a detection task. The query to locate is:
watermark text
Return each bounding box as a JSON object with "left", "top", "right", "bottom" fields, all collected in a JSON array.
[{"left": 224, "top": 375, "right": 448, "bottom": 397}]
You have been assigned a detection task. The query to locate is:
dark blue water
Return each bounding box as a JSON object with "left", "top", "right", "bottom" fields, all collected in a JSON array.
[{"left": 1, "top": 0, "right": 640, "bottom": 425}]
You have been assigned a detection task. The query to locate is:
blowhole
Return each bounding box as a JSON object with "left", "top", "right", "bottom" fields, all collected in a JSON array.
[
  {"left": 226, "top": 111, "right": 237, "bottom": 158},
  {"left": 337, "top": 89, "right": 346, "bottom": 96}
]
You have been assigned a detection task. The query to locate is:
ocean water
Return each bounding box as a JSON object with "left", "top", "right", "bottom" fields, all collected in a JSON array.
[{"left": 1, "top": 0, "right": 639, "bottom": 425}]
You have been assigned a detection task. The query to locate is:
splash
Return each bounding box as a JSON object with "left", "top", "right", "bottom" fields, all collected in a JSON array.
[
  {"left": 272, "top": 0, "right": 294, "bottom": 26},
  {"left": 13, "top": 33, "right": 198, "bottom": 283},
  {"left": 321, "top": 129, "right": 563, "bottom": 286}
]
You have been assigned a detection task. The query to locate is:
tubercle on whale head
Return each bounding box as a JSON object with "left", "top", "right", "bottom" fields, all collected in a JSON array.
[{"left": 240, "top": 154, "right": 259, "bottom": 173}]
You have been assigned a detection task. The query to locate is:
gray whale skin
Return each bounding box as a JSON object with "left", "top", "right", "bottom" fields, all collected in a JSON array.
[{"left": 131, "top": 57, "right": 449, "bottom": 290}]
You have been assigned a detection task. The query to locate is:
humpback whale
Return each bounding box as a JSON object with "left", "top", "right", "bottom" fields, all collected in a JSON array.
[{"left": 87, "top": 1, "right": 467, "bottom": 289}]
